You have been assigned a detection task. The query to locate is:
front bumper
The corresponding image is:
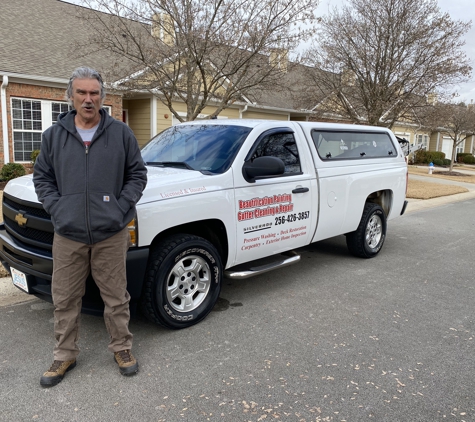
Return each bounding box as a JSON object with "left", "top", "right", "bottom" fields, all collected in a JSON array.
[{"left": 0, "top": 223, "right": 149, "bottom": 314}]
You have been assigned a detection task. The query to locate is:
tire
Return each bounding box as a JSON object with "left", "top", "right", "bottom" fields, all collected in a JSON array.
[
  {"left": 141, "top": 234, "right": 222, "bottom": 329},
  {"left": 346, "top": 203, "right": 387, "bottom": 258}
]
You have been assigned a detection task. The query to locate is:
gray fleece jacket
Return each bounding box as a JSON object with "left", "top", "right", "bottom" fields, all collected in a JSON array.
[{"left": 33, "top": 109, "right": 147, "bottom": 245}]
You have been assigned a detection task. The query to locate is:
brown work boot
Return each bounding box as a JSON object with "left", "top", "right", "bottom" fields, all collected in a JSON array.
[
  {"left": 114, "top": 349, "right": 138, "bottom": 376},
  {"left": 40, "top": 359, "right": 76, "bottom": 387}
]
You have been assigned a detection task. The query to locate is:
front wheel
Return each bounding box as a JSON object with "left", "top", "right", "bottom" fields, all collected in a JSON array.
[
  {"left": 141, "top": 234, "right": 222, "bottom": 329},
  {"left": 346, "top": 203, "right": 387, "bottom": 258}
]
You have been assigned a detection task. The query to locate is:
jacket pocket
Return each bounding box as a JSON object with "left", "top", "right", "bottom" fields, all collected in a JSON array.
[
  {"left": 89, "top": 192, "right": 126, "bottom": 232},
  {"left": 50, "top": 193, "right": 87, "bottom": 235}
]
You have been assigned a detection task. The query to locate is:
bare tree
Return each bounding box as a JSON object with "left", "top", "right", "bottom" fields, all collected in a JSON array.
[
  {"left": 302, "top": 0, "right": 472, "bottom": 128},
  {"left": 77, "top": 0, "right": 318, "bottom": 122},
  {"left": 423, "top": 102, "right": 475, "bottom": 171}
]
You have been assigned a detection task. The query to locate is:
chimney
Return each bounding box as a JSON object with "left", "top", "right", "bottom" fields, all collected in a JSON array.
[
  {"left": 151, "top": 13, "right": 175, "bottom": 46},
  {"left": 427, "top": 92, "right": 438, "bottom": 105},
  {"left": 269, "top": 49, "right": 288, "bottom": 73},
  {"left": 341, "top": 67, "right": 356, "bottom": 86}
]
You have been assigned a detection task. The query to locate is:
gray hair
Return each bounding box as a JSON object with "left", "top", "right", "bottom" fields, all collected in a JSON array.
[{"left": 66, "top": 66, "right": 106, "bottom": 106}]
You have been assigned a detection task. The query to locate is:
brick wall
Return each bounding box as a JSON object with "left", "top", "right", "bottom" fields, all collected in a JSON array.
[{"left": 0, "top": 82, "right": 123, "bottom": 168}]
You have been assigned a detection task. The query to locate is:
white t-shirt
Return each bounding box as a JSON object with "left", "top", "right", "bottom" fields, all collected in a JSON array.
[{"left": 76, "top": 122, "right": 100, "bottom": 147}]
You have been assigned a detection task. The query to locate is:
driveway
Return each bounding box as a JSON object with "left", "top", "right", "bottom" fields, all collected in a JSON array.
[{"left": 1, "top": 197, "right": 475, "bottom": 421}]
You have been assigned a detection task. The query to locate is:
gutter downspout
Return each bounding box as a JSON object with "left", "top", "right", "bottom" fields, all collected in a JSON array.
[
  {"left": 239, "top": 104, "right": 248, "bottom": 119},
  {"left": 151, "top": 96, "right": 158, "bottom": 137},
  {"left": 1, "top": 75, "right": 10, "bottom": 164}
]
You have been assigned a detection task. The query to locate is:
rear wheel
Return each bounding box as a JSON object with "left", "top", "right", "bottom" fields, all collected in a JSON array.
[
  {"left": 141, "top": 234, "right": 222, "bottom": 329},
  {"left": 346, "top": 203, "right": 387, "bottom": 258}
]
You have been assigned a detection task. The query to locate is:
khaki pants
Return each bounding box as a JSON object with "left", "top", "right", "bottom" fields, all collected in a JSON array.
[{"left": 51, "top": 227, "right": 132, "bottom": 361}]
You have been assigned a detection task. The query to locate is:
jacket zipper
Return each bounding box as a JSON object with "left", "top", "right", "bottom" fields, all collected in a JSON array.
[{"left": 85, "top": 144, "right": 93, "bottom": 244}]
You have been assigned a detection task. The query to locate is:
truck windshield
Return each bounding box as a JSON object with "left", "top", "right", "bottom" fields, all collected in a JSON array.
[{"left": 141, "top": 124, "right": 252, "bottom": 174}]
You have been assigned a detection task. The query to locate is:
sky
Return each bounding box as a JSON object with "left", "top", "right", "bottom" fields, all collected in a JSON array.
[
  {"left": 64, "top": 0, "right": 475, "bottom": 103},
  {"left": 429, "top": 0, "right": 475, "bottom": 103}
]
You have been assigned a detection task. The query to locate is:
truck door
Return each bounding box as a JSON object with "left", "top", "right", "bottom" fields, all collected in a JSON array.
[{"left": 233, "top": 128, "right": 315, "bottom": 264}]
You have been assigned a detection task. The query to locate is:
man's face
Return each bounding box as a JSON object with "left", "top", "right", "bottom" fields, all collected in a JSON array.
[{"left": 70, "top": 78, "right": 102, "bottom": 126}]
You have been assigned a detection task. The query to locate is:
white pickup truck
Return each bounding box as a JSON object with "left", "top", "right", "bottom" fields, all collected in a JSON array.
[{"left": 0, "top": 120, "right": 407, "bottom": 329}]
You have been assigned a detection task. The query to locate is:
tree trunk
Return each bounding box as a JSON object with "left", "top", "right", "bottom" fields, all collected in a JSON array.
[{"left": 450, "top": 141, "right": 456, "bottom": 172}]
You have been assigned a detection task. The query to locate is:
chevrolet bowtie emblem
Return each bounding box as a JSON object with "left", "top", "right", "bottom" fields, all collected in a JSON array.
[{"left": 15, "top": 212, "right": 28, "bottom": 227}]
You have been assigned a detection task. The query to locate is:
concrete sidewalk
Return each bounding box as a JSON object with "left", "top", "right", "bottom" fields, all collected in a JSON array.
[{"left": 0, "top": 276, "right": 38, "bottom": 307}]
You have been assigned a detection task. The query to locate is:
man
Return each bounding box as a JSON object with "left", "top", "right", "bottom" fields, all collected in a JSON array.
[{"left": 33, "top": 66, "right": 147, "bottom": 387}]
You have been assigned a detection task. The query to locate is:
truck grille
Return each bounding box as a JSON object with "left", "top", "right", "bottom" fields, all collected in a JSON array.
[{"left": 2, "top": 192, "right": 53, "bottom": 252}]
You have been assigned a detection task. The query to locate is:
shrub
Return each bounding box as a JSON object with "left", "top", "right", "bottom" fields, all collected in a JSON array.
[
  {"left": 443, "top": 159, "right": 452, "bottom": 166},
  {"left": 31, "top": 150, "right": 40, "bottom": 164},
  {"left": 1, "top": 163, "right": 26, "bottom": 182},
  {"left": 462, "top": 155, "right": 475, "bottom": 164},
  {"left": 433, "top": 159, "right": 444, "bottom": 166},
  {"left": 457, "top": 153, "right": 475, "bottom": 164},
  {"left": 413, "top": 150, "right": 446, "bottom": 164},
  {"left": 457, "top": 152, "right": 471, "bottom": 161}
]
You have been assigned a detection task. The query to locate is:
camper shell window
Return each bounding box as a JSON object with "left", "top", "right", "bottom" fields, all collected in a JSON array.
[{"left": 311, "top": 130, "right": 397, "bottom": 160}]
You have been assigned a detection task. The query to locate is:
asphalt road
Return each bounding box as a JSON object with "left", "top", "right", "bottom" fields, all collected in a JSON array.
[{"left": 1, "top": 196, "right": 475, "bottom": 421}]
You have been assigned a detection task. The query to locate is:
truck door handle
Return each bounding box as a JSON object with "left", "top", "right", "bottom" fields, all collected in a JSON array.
[{"left": 292, "top": 187, "right": 309, "bottom": 194}]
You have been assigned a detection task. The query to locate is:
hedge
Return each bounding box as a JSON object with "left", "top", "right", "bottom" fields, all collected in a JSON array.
[
  {"left": 1, "top": 163, "right": 26, "bottom": 182},
  {"left": 462, "top": 156, "right": 475, "bottom": 164},
  {"left": 457, "top": 153, "right": 475, "bottom": 164},
  {"left": 413, "top": 150, "right": 446, "bottom": 164}
]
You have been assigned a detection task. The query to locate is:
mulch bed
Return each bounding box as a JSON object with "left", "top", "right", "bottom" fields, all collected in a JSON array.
[{"left": 433, "top": 171, "right": 471, "bottom": 177}]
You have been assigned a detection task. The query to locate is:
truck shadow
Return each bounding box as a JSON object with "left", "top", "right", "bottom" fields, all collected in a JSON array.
[
  {"left": 215, "top": 235, "right": 354, "bottom": 312},
  {"left": 299, "top": 235, "right": 351, "bottom": 258}
]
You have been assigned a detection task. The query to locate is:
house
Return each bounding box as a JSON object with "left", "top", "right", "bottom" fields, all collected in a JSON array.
[
  {"left": 0, "top": 0, "right": 315, "bottom": 167},
  {"left": 0, "top": 0, "right": 124, "bottom": 166},
  {"left": 2, "top": 0, "right": 471, "bottom": 168}
]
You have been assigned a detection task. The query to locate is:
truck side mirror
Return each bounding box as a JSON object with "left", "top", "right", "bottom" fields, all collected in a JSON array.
[{"left": 242, "top": 156, "right": 285, "bottom": 183}]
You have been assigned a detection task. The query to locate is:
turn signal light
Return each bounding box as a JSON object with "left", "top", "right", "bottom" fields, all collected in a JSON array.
[{"left": 127, "top": 217, "right": 137, "bottom": 247}]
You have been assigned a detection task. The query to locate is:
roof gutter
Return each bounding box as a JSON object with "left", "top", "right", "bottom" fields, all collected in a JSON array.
[
  {"left": 0, "top": 71, "right": 68, "bottom": 86},
  {"left": 1, "top": 75, "right": 10, "bottom": 164},
  {"left": 238, "top": 102, "right": 313, "bottom": 116}
]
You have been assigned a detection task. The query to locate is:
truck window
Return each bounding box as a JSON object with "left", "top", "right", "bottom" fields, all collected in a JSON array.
[
  {"left": 311, "top": 130, "right": 397, "bottom": 160},
  {"left": 141, "top": 124, "right": 252, "bottom": 174},
  {"left": 251, "top": 133, "right": 302, "bottom": 175}
]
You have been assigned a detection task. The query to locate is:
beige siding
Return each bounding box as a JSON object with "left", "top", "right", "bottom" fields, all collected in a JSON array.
[
  {"left": 152, "top": 99, "right": 305, "bottom": 135},
  {"left": 464, "top": 136, "right": 473, "bottom": 153},
  {"left": 242, "top": 111, "right": 289, "bottom": 120},
  {"left": 156, "top": 99, "right": 173, "bottom": 133},
  {"left": 429, "top": 133, "right": 439, "bottom": 152},
  {"left": 156, "top": 102, "right": 242, "bottom": 131},
  {"left": 127, "top": 99, "right": 151, "bottom": 148},
  {"left": 212, "top": 107, "right": 240, "bottom": 119}
]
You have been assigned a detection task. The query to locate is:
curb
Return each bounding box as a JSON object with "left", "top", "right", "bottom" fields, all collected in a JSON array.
[
  {"left": 406, "top": 190, "right": 475, "bottom": 214},
  {"left": 406, "top": 172, "right": 475, "bottom": 213}
]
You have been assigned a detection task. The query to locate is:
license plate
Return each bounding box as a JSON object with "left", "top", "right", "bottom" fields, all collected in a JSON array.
[{"left": 11, "top": 267, "right": 29, "bottom": 293}]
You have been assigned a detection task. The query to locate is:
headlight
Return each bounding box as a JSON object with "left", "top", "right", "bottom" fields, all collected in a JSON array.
[{"left": 127, "top": 217, "right": 138, "bottom": 247}]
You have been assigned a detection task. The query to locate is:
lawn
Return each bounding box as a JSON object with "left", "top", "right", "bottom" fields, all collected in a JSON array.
[{"left": 407, "top": 165, "right": 474, "bottom": 199}]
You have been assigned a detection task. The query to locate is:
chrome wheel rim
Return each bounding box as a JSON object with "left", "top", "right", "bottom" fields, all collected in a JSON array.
[
  {"left": 166, "top": 255, "right": 211, "bottom": 312},
  {"left": 365, "top": 214, "right": 382, "bottom": 249}
]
